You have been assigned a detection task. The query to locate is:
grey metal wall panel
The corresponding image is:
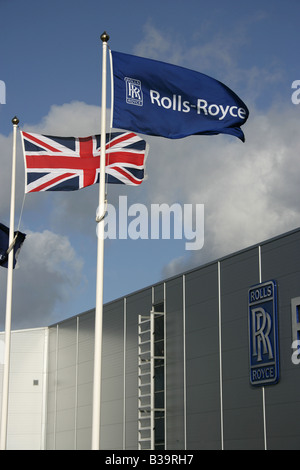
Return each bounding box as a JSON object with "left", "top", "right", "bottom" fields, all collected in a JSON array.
[
  {"left": 78, "top": 311, "right": 94, "bottom": 344},
  {"left": 55, "top": 319, "right": 77, "bottom": 449},
  {"left": 165, "top": 277, "right": 184, "bottom": 449},
  {"left": 46, "top": 327, "right": 58, "bottom": 447},
  {"left": 55, "top": 429, "right": 75, "bottom": 450},
  {"left": 100, "top": 300, "right": 124, "bottom": 449},
  {"left": 101, "top": 423, "right": 124, "bottom": 449},
  {"left": 125, "top": 289, "right": 152, "bottom": 449},
  {"left": 76, "top": 312, "right": 94, "bottom": 448},
  {"left": 77, "top": 382, "right": 93, "bottom": 408},
  {"left": 76, "top": 427, "right": 92, "bottom": 450},
  {"left": 47, "top": 327, "right": 58, "bottom": 393},
  {"left": 101, "top": 398, "right": 123, "bottom": 427},
  {"left": 46, "top": 313, "right": 95, "bottom": 450},
  {"left": 77, "top": 361, "right": 93, "bottom": 388},
  {"left": 76, "top": 402, "right": 92, "bottom": 430},
  {"left": 260, "top": 232, "right": 300, "bottom": 449},
  {"left": 153, "top": 283, "right": 164, "bottom": 305},
  {"left": 185, "top": 263, "right": 221, "bottom": 449},
  {"left": 220, "top": 248, "right": 263, "bottom": 449}
]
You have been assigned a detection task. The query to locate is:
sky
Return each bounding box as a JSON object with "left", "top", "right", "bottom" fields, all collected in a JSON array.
[{"left": 0, "top": 0, "right": 300, "bottom": 329}]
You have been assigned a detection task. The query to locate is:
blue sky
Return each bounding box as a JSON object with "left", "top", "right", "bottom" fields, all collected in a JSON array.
[{"left": 0, "top": 0, "right": 300, "bottom": 329}]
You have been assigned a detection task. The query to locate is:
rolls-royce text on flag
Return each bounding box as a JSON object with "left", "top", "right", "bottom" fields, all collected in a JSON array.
[
  {"left": 110, "top": 51, "right": 249, "bottom": 142},
  {"left": 21, "top": 131, "right": 148, "bottom": 192}
]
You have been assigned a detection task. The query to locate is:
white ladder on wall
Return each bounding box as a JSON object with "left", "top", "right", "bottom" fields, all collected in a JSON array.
[
  {"left": 138, "top": 308, "right": 165, "bottom": 450},
  {"left": 138, "top": 313, "right": 154, "bottom": 450}
]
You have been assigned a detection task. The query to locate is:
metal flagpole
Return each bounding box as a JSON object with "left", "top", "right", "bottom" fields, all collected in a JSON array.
[
  {"left": 91, "top": 32, "right": 109, "bottom": 450},
  {"left": 0, "top": 116, "right": 19, "bottom": 450}
]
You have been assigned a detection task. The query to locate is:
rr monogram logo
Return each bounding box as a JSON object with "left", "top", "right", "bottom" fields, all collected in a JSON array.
[
  {"left": 251, "top": 307, "right": 273, "bottom": 362},
  {"left": 248, "top": 280, "right": 279, "bottom": 386},
  {"left": 125, "top": 77, "right": 143, "bottom": 106}
]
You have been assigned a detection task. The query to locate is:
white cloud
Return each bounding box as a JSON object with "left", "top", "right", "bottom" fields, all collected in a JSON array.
[
  {"left": 131, "top": 22, "right": 300, "bottom": 279},
  {"left": 155, "top": 102, "right": 300, "bottom": 277},
  {"left": 133, "top": 18, "right": 284, "bottom": 100},
  {"left": 25, "top": 101, "right": 102, "bottom": 136}
]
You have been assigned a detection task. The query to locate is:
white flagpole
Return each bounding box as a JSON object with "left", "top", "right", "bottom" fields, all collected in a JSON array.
[
  {"left": 91, "top": 32, "right": 109, "bottom": 450},
  {"left": 0, "top": 116, "right": 19, "bottom": 450}
]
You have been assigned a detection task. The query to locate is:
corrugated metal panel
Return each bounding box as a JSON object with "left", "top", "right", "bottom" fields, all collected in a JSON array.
[
  {"left": 220, "top": 248, "right": 263, "bottom": 450},
  {"left": 0, "top": 328, "right": 48, "bottom": 450},
  {"left": 260, "top": 231, "right": 300, "bottom": 450},
  {"left": 185, "top": 263, "right": 220, "bottom": 449},
  {"left": 165, "top": 277, "right": 185, "bottom": 449}
]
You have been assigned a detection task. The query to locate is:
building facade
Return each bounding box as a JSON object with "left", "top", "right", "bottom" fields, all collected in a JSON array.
[{"left": 1, "top": 228, "right": 300, "bottom": 450}]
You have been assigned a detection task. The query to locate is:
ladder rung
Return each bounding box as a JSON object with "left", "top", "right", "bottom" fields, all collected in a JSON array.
[
  {"left": 139, "top": 329, "right": 151, "bottom": 335},
  {"left": 139, "top": 339, "right": 151, "bottom": 345},
  {"left": 139, "top": 318, "right": 151, "bottom": 325}
]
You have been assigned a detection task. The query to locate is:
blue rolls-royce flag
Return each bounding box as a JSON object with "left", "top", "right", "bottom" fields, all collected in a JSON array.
[
  {"left": 110, "top": 51, "right": 249, "bottom": 142},
  {"left": 0, "top": 223, "right": 26, "bottom": 269}
]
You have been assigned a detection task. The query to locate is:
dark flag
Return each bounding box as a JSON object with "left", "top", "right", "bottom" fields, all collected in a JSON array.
[
  {"left": 110, "top": 50, "right": 249, "bottom": 142},
  {"left": 0, "top": 223, "right": 26, "bottom": 268}
]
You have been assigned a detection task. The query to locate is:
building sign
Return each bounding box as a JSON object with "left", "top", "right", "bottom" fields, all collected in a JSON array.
[{"left": 248, "top": 280, "right": 279, "bottom": 386}]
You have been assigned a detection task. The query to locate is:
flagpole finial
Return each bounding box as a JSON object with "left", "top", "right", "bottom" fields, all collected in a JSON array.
[
  {"left": 12, "top": 116, "right": 19, "bottom": 125},
  {"left": 100, "top": 31, "right": 109, "bottom": 43}
]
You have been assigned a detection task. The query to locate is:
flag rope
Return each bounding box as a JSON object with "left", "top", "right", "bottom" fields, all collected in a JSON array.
[{"left": 16, "top": 192, "right": 26, "bottom": 232}]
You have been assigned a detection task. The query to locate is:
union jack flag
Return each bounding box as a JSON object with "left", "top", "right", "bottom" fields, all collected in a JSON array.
[{"left": 21, "top": 131, "right": 148, "bottom": 193}]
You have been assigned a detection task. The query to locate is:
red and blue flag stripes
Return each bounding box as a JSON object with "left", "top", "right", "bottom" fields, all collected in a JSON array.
[{"left": 21, "top": 131, "right": 148, "bottom": 192}]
